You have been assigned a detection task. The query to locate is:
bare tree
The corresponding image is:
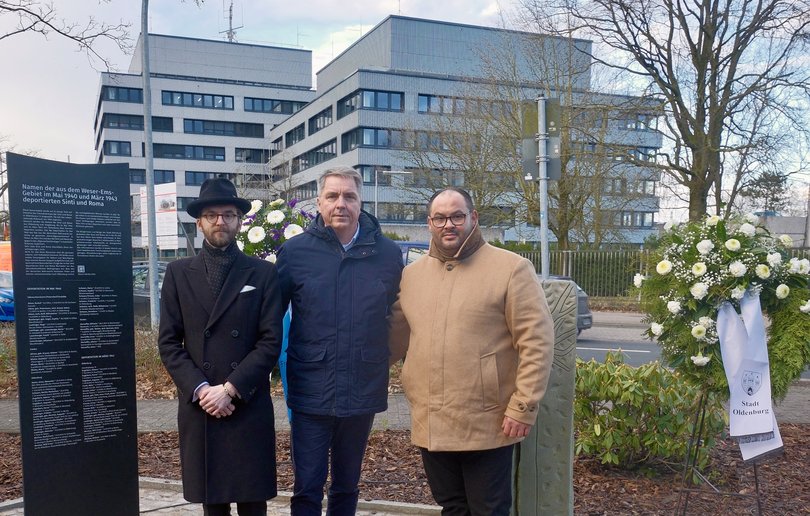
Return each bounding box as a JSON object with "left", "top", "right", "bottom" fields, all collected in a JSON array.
[
  {"left": 517, "top": 0, "right": 810, "bottom": 221},
  {"left": 1, "top": 1, "right": 132, "bottom": 68}
]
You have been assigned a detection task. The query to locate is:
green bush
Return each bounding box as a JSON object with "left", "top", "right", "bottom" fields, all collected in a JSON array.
[{"left": 575, "top": 351, "right": 725, "bottom": 472}]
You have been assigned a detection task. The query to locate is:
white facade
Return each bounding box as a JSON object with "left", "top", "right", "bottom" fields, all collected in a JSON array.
[{"left": 94, "top": 34, "right": 315, "bottom": 256}]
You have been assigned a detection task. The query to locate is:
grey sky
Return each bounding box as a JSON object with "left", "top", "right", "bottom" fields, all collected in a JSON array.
[{"left": 0, "top": 0, "right": 504, "bottom": 163}]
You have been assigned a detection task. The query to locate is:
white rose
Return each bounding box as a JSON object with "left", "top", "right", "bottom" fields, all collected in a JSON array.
[
  {"left": 633, "top": 273, "right": 645, "bottom": 288},
  {"left": 239, "top": 222, "right": 250, "bottom": 233},
  {"left": 779, "top": 234, "right": 793, "bottom": 247},
  {"left": 283, "top": 223, "right": 304, "bottom": 239},
  {"left": 691, "top": 354, "right": 711, "bottom": 366},
  {"left": 739, "top": 223, "right": 756, "bottom": 237},
  {"left": 690, "top": 282, "right": 709, "bottom": 300},
  {"left": 650, "top": 322, "right": 663, "bottom": 336},
  {"left": 656, "top": 260, "right": 673, "bottom": 275},
  {"left": 766, "top": 253, "right": 782, "bottom": 267},
  {"left": 264, "top": 253, "right": 277, "bottom": 264},
  {"left": 269, "top": 198, "right": 286, "bottom": 208},
  {"left": 801, "top": 300, "right": 810, "bottom": 314},
  {"left": 246, "top": 199, "right": 262, "bottom": 217},
  {"left": 755, "top": 264, "right": 771, "bottom": 279},
  {"left": 706, "top": 215, "right": 721, "bottom": 226},
  {"left": 731, "top": 286, "right": 746, "bottom": 300},
  {"left": 776, "top": 284, "right": 790, "bottom": 299},
  {"left": 266, "top": 210, "right": 285, "bottom": 224},
  {"left": 664, "top": 221, "right": 674, "bottom": 231},
  {"left": 667, "top": 300, "right": 681, "bottom": 314},
  {"left": 789, "top": 257, "right": 801, "bottom": 273},
  {"left": 699, "top": 316, "right": 713, "bottom": 327},
  {"left": 691, "top": 262, "right": 707, "bottom": 277},
  {"left": 696, "top": 239, "right": 714, "bottom": 255},
  {"left": 745, "top": 213, "right": 759, "bottom": 225},
  {"left": 725, "top": 239, "right": 741, "bottom": 251},
  {"left": 691, "top": 325, "right": 707, "bottom": 339},
  {"left": 247, "top": 226, "right": 266, "bottom": 243},
  {"left": 800, "top": 259, "right": 810, "bottom": 275},
  {"left": 728, "top": 261, "right": 747, "bottom": 277}
]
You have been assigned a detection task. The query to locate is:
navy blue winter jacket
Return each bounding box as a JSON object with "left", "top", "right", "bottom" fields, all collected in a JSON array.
[{"left": 277, "top": 211, "right": 403, "bottom": 416}]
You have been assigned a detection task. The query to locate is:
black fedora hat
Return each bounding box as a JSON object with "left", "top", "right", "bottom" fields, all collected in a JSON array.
[{"left": 187, "top": 178, "right": 252, "bottom": 218}]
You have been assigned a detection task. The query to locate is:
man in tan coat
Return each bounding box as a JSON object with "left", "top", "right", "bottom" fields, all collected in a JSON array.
[{"left": 389, "top": 187, "right": 554, "bottom": 515}]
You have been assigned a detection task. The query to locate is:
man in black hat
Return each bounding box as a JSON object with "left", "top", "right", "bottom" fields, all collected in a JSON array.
[{"left": 159, "top": 177, "right": 284, "bottom": 516}]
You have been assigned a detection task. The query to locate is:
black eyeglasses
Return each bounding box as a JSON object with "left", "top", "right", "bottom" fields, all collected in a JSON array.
[
  {"left": 201, "top": 212, "right": 240, "bottom": 224},
  {"left": 429, "top": 213, "right": 468, "bottom": 228}
]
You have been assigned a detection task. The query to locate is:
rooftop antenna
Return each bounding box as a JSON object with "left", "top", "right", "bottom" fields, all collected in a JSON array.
[{"left": 220, "top": 0, "right": 243, "bottom": 42}]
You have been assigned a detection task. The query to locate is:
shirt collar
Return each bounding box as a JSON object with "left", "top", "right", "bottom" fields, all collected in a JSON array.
[{"left": 342, "top": 223, "right": 361, "bottom": 251}]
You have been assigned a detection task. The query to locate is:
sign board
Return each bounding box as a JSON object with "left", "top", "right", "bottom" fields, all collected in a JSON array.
[
  {"left": 521, "top": 98, "right": 562, "bottom": 180},
  {"left": 7, "top": 153, "right": 139, "bottom": 515},
  {"left": 140, "top": 182, "right": 178, "bottom": 249}
]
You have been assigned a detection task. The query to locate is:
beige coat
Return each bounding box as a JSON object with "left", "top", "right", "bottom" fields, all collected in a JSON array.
[{"left": 389, "top": 242, "right": 554, "bottom": 451}]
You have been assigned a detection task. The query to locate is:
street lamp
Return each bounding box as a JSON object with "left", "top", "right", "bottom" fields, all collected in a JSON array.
[{"left": 374, "top": 168, "right": 411, "bottom": 218}]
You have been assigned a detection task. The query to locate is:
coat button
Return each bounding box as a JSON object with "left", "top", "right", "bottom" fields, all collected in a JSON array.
[
  {"left": 203, "top": 362, "right": 211, "bottom": 370},
  {"left": 231, "top": 330, "right": 239, "bottom": 338},
  {"left": 230, "top": 362, "right": 238, "bottom": 369},
  {"left": 446, "top": 264, "right": 454, "bottom": 271},
  {"left": 204, "top": 330, "right": 211, "bottom": 338},
  {"left": 517, "top": 402, "right": 526, "bottom": 411}
]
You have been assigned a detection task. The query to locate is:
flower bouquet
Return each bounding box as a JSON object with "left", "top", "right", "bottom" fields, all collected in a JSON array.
[
  {"left": 635, "top": 213, "right": 810, "bottom": 398},
  {"left": 235, "top": 198, "right": 314, "bottom": 261}
]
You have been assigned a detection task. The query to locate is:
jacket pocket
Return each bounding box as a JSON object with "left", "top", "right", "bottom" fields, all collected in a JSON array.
[
  {"left": 479, "top": 352, "right": 500, "bottom": 411},
  {"left": 287, "top": 343, "right": 327, "bottom": 399}
]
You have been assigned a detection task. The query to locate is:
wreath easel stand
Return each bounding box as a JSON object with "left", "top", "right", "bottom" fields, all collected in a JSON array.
[{"left": 674, "top": 390, "right": 765, "bottom": 516}]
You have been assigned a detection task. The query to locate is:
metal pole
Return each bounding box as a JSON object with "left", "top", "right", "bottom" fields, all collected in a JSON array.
[
  {"left": 537, "top": 95, "right": 549, "bottom": 280},
  {"left": 141, "top": 0, "right": 160, "bottom": 328},
  {"left": 374, "top": 167, "right": 378, "bottom": 217}
]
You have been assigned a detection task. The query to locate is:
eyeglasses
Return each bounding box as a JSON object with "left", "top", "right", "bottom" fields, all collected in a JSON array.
[
  {"left": 429, "top": 213, "right": 468, "bottom": 228},
  {"left": 201, "top": 212, "right": 240, "bottom": 224}
]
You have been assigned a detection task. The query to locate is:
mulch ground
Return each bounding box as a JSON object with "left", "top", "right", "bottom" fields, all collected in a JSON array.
[{"left": 1, "top": 425, "right": 808, "bottom": 514}]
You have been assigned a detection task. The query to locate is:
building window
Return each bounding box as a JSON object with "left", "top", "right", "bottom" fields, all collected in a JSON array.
[
  {"left": 285, "top": 124, "right": 305, "bottom": 147},
  {"left": 337, "top": 90, "right": 404, "bottom": 119},
  {"left": 605, "top": 178, "right": 626, "bottom": 194},
  {"left": 162, "top": 90, "right": 234, "bottom": 110},
  {"left": 623, "top": 114, "right": 658, "bottom": 131},
  {"left": 292, "top": 139, "right": 337, "bottom": 174},
  {"left": 183, "top": 119, "right": 263, "bottom": 138},
  {"left": 356, "top": 165, "right": 391, "bottom": 185},
  {"left": 102, "top": 86, "right": 143, "bottom": 103},
  {"left": 308, "top": 106, "right": 333, "bottom": 136},
  {"left": 341, "top": 127, "right": 406, "bottom": 152},
  {"left": 244, "top": 97, "right": 306, "bottom": 114},
  {"left": 363, "top": 202, "right": 428, "bottom": 223},
  {"left": 153, "top": 144, "right": 225, "bottom": 161},
  {"left": 628, "top": 147, "right": 657, "bottom": 162},
  {"left": 418, "top": 94, "right": 478, "bottom": 115},
  {"left": 618, "top": 211, "right": 655, "bottom": 228},
  {"left": 290, "top": 180, "right": 318, "bottom": 201},
  {"left": 129, "top": 169, "right": 175, "bottom": 184},
  {"left": 103, "top": 140, "right": 131, "bottom": 156},
  {"left": 235, "top": 148, "right": 269, "bottom": 163},
  {"left": 185, "top": 171, "right": 218, "bottom": 186},
  {"left": 270, "top": 137, "right": 283, "bottom": 157},
  {"left": 102, "top": 114, "right": 173, "bottom": 132},
  {"left": 633, "top": 179, "right": 656, "bottom": 196}
]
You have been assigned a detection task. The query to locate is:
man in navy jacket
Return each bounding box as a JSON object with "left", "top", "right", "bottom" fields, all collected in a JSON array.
[{"left": 277, "top": 166, "right": 403, "bottom": 515}]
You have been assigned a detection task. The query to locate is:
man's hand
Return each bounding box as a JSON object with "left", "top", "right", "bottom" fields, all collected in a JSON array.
[
  {"left": 198, "top": 384, "right": 235, "bottom": 418},
  {"left": 502, "top": 416, "right": 532, "bottom": 438}
]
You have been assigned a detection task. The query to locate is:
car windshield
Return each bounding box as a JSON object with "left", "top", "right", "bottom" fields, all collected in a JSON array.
[{"left": 0, "top": 271, "right": 12, "bottom": 289}]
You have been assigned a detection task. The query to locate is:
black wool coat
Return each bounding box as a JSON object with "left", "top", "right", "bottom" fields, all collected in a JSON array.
[{"left": 158, "top": 251, "right": 283, "bottom": 504}]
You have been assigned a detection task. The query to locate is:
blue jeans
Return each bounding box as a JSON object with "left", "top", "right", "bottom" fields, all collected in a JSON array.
[{"left": 290, "top": 411, "right": 375, "bottom": 516}]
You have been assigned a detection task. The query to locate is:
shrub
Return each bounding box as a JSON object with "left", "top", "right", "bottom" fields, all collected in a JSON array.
[{"left": 575, "top": 351, "right": 725, "bottom": 472}]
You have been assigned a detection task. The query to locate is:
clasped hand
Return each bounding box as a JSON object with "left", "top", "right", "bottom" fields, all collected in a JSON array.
[{"left": 198, "top": 384, "right": 235, "bottom": 418}]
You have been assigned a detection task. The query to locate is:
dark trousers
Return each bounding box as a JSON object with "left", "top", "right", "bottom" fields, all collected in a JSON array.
[
  {"left": 290, "top": 410, "right": 375, "bottom": 516},
  {"left": 202, "top": 501, "right": 267, "bottom": 516},
  {"left": 420, "top": 445, "right": 514, "bottom": 516}
]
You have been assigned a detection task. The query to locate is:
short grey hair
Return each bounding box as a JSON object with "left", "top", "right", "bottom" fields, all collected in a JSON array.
[{"left": 318, "top": 166, "right": 363, "bottom": 196}]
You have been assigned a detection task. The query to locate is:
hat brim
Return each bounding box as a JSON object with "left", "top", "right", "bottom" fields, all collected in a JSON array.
[{"left": 187, "top": 197, "right": 252, "bottom": 218}]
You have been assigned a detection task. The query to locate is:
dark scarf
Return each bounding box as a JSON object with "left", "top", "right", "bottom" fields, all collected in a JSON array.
[
  {"left": 201, "top": 240, "right": 238, "bottom": 298},
  {"left": 429, "top": 223, "right": 485, "bottom": 262}
]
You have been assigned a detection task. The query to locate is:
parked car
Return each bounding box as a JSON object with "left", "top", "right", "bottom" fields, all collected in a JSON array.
[
  {"left": 395, "top": 241, "right": 592, "bottom": 334},
  {"left": 132, "top": 261, "right": 167, "bottom": 324},
  {"left": 0, "top": 271, "right": 14, "bottom": 322}
]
